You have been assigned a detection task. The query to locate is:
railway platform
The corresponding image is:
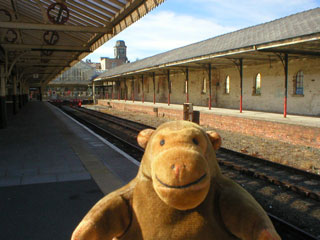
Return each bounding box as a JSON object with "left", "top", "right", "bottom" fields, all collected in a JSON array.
[
  {"left": 0, "top": 101, "right": 138, "bottom": 240},
  {"left": 95, "top": 99, "right": 320, "bottom": 149}
]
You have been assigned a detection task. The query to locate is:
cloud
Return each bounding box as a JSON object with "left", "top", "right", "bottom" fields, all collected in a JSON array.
[
  {"left": 85, "top": 0, "right": 319, "bottom": 63},
  {"left": 85, "top": 10, "right": 236, "bottom": 62}
]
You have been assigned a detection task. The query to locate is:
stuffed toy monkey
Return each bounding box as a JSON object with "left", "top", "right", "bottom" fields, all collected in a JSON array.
[{"left": 72, "top": 120, "right": 281, "bottom": 240}]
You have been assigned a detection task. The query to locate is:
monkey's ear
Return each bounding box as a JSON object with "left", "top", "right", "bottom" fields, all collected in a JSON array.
[
  {"left": 137, "top": 129, "right": 154, "bottom": 149},
  {"left": 206, "top": 131, "right": 222, "bottom": 150}
]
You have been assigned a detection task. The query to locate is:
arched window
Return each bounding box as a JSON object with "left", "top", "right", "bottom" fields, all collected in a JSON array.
[
  {"left": 295, "top": 71, "right": 304, "bottom": 95},
  {"left": 225, "top": 75, "right": 230, "bottom": 94},
  {"left": 254, "top": 73, "right": 261, "bottom": 95}
]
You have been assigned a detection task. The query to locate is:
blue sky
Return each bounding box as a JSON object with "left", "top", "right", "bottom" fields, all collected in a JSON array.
[{"left": 84, "top": 0, "right": 320, "bottom": 63}]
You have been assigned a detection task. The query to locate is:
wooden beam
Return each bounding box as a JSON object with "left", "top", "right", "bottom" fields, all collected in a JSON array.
[{"left": 0, "top": 21, "right": 113, "bottom": 33}]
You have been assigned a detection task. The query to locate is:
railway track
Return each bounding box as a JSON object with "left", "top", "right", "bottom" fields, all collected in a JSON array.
[
  {"left": 74, "top": 105, "right": 320, "bottom": 202},
  {"left": 56, "top": 103, "right": 319, "bottom": 240}
]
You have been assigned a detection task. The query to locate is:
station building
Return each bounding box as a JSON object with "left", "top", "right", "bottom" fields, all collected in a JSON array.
[
  {"left": 93, "top": 8, "right": 320, "bottom": 149},
  {"left": 94, "top": 8, "right": 320, "bottom": 117},
  {"left": 45, "top": 60, "right": 99, "bottom": 101}
]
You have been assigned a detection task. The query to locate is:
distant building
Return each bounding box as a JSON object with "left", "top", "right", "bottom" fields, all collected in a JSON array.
[
  {"left": 100, "top": 40, "right": 128, "bottom": 71},
  {"left": 45, "top": 40, "right": 129, "bottom": 100},
  {"left": 46, "top": 61, "right": 99, "bottom": 100}
]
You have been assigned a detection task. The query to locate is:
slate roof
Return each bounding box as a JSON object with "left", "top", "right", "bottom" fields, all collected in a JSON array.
[{"left": 96, "top": 7, "right": 320, "bottom": 80}]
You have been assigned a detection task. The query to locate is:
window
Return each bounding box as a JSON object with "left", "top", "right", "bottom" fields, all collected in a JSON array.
[
  {"left": 254, "top": 73, "right": 261, "bottom": 95},
  {"left": 295, "top": 71, "right": 304, "bottom": 95},
  {"left": 225, "top": 75, "right": 230, "bottom": 94},
  {"left": 202, "top": 78, "right": 207, "bottom": 94}
]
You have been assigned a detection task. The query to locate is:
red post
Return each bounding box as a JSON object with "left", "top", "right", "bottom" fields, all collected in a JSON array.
[
  {"left": 124, "top": 80, "right": 127, "bottom": 102},
  {"left": 167, "top": 70, "right": 170, "bottom": 106},
  {"left": 141, "top": 75, "right": 144, "bottom": 103},
  {"left": 132, "top": 77, "right": 134, "bottom": 103},
  {"left": 284, "top": 97, "right": 287, "bottom": 118},
  {"left": 186, "top": 67, "right": 189, "bottom": 103},
  {"left": 284, "top": 54, "right": 288, "bottom": 118},
  {"left": 153, "top": 72, "right": 156, "bottom": 104},
  {"left": 239, "top": 58, "right": 243, "bottom": 113},
  {"left": 111, "top": 81, "right": 114, "bottom": 99},
  {"left": 118, "top": 81, "right": 120, "bottom": 100},
  {"left": 208, "top": 64, "right": 212, "bottom": 110}
]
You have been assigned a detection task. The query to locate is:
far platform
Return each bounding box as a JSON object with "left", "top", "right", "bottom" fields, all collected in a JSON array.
[{"left": 94, "top": 99, "right": 320, "bottom": 149}]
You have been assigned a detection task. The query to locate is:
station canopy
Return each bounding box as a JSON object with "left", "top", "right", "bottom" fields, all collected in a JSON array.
[
  {"left": 94, "top": 7, "right": 320, "bottom": 82},
  {"left": 0, "top": 0, "right": 165, "bottom": 86}
]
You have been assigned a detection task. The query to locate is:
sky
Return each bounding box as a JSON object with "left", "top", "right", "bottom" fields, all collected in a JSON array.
[{"left": 84, "top": 0, "right": 320, "bottom": 63}]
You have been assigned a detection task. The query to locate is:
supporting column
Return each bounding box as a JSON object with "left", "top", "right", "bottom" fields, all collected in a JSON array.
[
  {"left": 0, "top": 65, "right": 7, "bottom": 129},
  {"left": 141, "top": 75, "right": 144, "bottom": 103},
  {"left": 167, "top": 70, "right": 171, "bottom": 106},
  {"left": 92, "top": 82, "right": 96, "bottom": 104},
  {"left": 284, "top": 54, "right": 288, "bottom": 118},
  {"left": 132, "top": 77, "right": 134, "bottom": 103},
  {"left": 239, "top": 59, "right": 243, "bottom": 113},
  {"left": 39, "top": 87, "right": 42, "bottom": 101},
  {"left": 208, "top": 63, "right": 212, "bottom": 110},
  {"left": 118, "top": 80, "right": 120, "bottom": 100},
  {"left": 111, "top": 81, "right": 114, "bottom": 99},
  {"left": 124, "top": 80, "right": 127, "bottom": 102},
  {"left": 24, "top": 82, "right": 29, "bottom": 103},
  {"left": 153, "top": 72, "right": 156, "bottom": 104},
  {"left": 186, "top": 67, "right": 189, "bottom": 103},
  {"left": 18, "top": 81, "right": 22, "bottom": 109},
  {"left": 13, "top": 75, "right": 18, "bottom": 114},
  {"left": 102, "top": 85, "right": 105, "bottom": 99}
]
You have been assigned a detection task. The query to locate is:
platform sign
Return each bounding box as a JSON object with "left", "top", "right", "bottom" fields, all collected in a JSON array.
[{"left": 33, "top": 74, "right": 39, "bottom": 79}]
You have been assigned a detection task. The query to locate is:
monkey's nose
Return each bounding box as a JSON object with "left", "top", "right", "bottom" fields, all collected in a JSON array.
[{"left": 171, "top": 164, "right": 186, "bottom": 178}]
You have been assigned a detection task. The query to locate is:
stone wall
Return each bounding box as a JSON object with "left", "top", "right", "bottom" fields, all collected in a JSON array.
[
  {"left": 105, "top": 57, "right": 320, "bottom": 116},
  {"left": 97, "top": 99, "right": 320, "bottom": 149}
]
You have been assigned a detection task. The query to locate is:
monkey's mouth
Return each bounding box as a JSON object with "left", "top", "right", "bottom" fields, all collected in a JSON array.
[{"left": 156, "top": 173, "right": 207, "bottom": 189}]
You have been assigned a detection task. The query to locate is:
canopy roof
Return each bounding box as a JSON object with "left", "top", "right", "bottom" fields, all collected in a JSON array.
[
  {"left": 0, "top": 0, "right": 165, "bottom": 86},
  {"left": 95, "top": 7, "right": 320, "bottom": 82}
]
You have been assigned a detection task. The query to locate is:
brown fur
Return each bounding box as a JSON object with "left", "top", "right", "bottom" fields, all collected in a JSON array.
[{"left": 72, "top": 120, "right": 281, "bottom": 240}]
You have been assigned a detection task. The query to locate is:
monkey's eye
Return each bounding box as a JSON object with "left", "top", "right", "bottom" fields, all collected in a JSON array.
[
  {"left": 160, "top": 139, "right": 165, "bottom": 146},
  {"left": 192, "top": 138, "right": 199, "bottom": 145}
]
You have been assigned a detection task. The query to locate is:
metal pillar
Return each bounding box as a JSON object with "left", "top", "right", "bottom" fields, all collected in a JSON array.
[
  {"left": 111, "top": 81, "right": 114, "bottom": 99},
  {"left": 18, "top": 81, "right": 22, "bottom": 108},
  {"left": 13, "top": 75, "right": 18, "bottom": 114},
  {"left": 0, "top": 65, "right": 7, "bottom": 128},
  {"left": 92, "top": 82, "right": 96, "bottom": 104},
  {"left": 167, "top": 70, "right": 171, "bottom": 106},
  {"left": 132, "top": 77, "right": 134, "bottom": 102},
  {"left": 153, "top": 72, "right": 156, "bottom": 104},
  {"left": 208, "top": 63, "right": 212, "bottom": 110},
  {"left": 141, "top": 75, "right": 144, "bottom": 103},
  {"left": 284, "top": 54, "right": 288, "bottom": 118},
  {"left": 239, "top": 59, "right": 243, "bottom": 113},
  {"left": 186, "top": 67, "right": 189, "bottom": 103},
  {"left": 117, "top": 81, "right": 120, "bottom": 100},
  {"left": 124, "top": 80, "right": 127, "bottom": 102}
]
